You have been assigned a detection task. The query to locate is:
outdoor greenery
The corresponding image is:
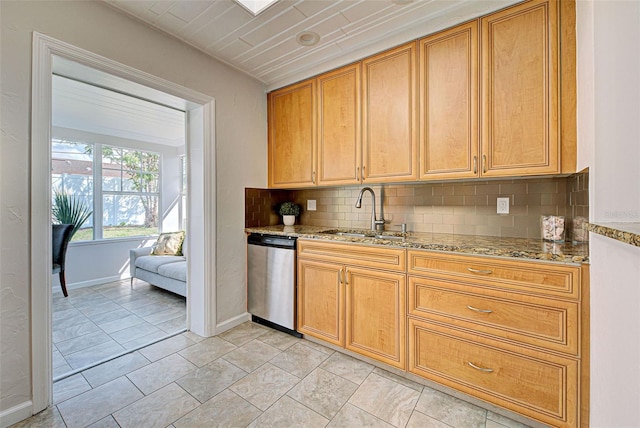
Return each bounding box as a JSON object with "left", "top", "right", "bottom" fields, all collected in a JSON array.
[
  {"left": 52, "top": 191, "right": 93, "bottom": 239},
  {"left": 73, "top": 226, "right": 158, "bottom": 241},
  {"left": 279, "top": 201, "right": 300, "bottom": 216}
]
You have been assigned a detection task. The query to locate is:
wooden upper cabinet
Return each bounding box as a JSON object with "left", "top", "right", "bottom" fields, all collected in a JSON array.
[
  {"left": 481, "top": 0, "right": 560, "bottom": 177},
  {"left": 362, "top": 43, "right": 418, "bottom": 183},
  {"left": 317, "top": 64, "right": 362, "bottom": 186},
  {"left": 268, "top": 79, "right": 316, "bottom": 188},
  {"left": 419, "top": 21, "right": 479, "bottom": 179}
]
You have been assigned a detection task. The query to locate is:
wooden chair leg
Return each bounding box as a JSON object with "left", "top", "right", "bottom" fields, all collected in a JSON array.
[{"left": 59, "top": 271, "right": 68, "bottom": 297}]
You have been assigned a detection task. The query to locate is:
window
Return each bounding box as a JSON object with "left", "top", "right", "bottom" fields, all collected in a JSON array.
[{"left": 52, "top": 138, "right": 161, "bottom": 241}]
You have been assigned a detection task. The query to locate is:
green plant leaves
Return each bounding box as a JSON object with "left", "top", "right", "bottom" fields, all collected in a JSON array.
[{"left": 52, "top": 191, "right": 93, "bottom": 238}]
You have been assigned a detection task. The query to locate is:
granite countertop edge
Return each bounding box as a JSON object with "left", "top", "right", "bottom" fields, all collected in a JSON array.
[
  {"left": 587, "top": 222, "right": 640, "bottom": 248},
  {"left": 245, "top": 225, "right": 589, "bottom": 265}
]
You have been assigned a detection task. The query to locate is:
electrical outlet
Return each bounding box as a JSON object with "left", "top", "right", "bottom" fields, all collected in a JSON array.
[
  {"left": 307, "top": 200, "right": 316, "bottom": 211},
  {"left": 497, "top": 197, "right": 510, "bottom": 214}
]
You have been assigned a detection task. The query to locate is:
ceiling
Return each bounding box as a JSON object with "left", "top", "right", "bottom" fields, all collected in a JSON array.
[{"left": 105, "top": 0, "right": 519, "bottom": 90}]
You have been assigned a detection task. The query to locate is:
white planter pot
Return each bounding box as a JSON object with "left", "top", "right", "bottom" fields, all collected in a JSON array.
[{"left": 283, "top": 215, "right": 296, "bottom": 226}]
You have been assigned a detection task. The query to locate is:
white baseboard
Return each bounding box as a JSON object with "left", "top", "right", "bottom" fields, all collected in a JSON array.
[
  {"left": 0, "top": 400, "right": 33, "bottom": 428},
  {"left": 52, "top": 275, "right": 124, "bottom": 294},
  {"left": 214, "top": 312, "right": 251, "bottom": 335}
]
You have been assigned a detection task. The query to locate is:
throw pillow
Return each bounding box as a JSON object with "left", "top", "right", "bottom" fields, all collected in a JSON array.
[{"left": 151, "top": 231, "right": 185, "bottom": 256}]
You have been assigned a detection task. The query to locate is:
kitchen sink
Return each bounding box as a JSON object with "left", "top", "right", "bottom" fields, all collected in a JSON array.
[{"left": 320, "top": 230, "right": 406, "bottom": 241}]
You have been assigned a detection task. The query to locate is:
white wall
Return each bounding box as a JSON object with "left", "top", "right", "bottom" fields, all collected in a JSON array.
[
  {"left": 0, "top": 0, "right": 267, "bottom": 420},
  {"left": 577, "top": 1, "right": 640, "bottom": 426}
]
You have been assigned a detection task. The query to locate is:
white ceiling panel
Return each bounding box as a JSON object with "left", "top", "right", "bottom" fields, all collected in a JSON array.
[{"left": 104, "top": 0, "right": 521, "bottom": 90}]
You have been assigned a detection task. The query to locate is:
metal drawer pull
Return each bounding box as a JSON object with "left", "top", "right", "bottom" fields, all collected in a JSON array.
[
  {"left": 473, "top": 156, "right": 477, "bottom": 174},
  {"left": 467, "top": 305, "right": 493, "bottom": 314},
  {"left": 467, "top": 267, "right": 493, "bottom": 275},
  {"left": 345, "top": 268, "right": 349, "bottom": 285},
  {"left": 339, "top": 269, "right": 344, "bottom": 284},
  {"left": 468, "top": 361, "right": 493, "bottom": 373}
]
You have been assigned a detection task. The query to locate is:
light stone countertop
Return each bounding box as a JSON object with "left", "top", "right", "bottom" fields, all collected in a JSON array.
[
  {"left": 245, "top": 225, "right": 589, "bottom": 264},
  {"left": 588, "top": 222, "right": 640, "bottom": 247}
]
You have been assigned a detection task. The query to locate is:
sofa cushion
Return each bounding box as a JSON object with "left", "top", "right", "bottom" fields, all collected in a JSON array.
[
  {"left": 157, "top": 261, "right": 187, "bottom": 282},
  {"left": 135, "top": 255, "right": 185, "bottom": 273},
  {"left": 151, "top": 231, "right": 185, "bottom": 256}
]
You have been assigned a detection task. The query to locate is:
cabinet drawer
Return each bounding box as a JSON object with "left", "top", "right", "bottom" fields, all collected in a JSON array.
[
  {"left": 408, "top": 250, "right": 581, "bottom": 299},
  {"left": 298, "top": 239, "right": 406, "bottom": 271},
  {"left": 408, "top": 319, "right": 579, "bottom": 427},
  {"left": 408, "top": 276, "right": 579, "bottom": 355}
]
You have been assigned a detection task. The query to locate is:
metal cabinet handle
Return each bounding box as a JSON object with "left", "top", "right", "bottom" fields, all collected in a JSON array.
[
  {"left": 344, "top": 268, "right": 349, "bottom": 285},
  {"left": 312, "top": 171, "right": 316, "bottom": 184},
  {"left": 339, "top": 268, "right": 344, "bottom": 284},
  {"left": 362, "top": 166, "right": 365, "bottom": 181},
  {"left": 467, "top": 305, "right": 493, "bottom": 314},
  {"left": 356, "top": 166, "right": 360, "bottom": 181},
  {"left": 482, "top": 155, "right": 487, "bottom": 174},
  {"left": 473, "top": 156, "right": 477, "bottom": 174},
  {"left": 467, "top": 267, "right": 493, "bottom": 275},
  {"left": 467, "top": 361, "right": 493, "bottom": 373}
]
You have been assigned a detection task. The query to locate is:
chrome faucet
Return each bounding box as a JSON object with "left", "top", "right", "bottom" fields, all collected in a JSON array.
[{"left": 355, "top": 187, "right": 385, "bottom": 231}]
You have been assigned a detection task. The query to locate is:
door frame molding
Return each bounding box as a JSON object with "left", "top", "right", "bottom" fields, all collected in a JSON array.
[{"left": 30, "top": 32, "right": 217, "bottom": 413}]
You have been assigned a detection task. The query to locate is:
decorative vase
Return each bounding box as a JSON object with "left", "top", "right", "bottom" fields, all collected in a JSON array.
[{"left": 283, "top": 215, "right": 296, "bottom": 226}]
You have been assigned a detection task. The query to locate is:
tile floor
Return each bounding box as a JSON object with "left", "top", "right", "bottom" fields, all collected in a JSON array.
[
  {"left": 52, "top": 279, "right": 186, "bottom": 378},
  {"left": 16, "top": 321, "right": 534, "bottom": 428}
]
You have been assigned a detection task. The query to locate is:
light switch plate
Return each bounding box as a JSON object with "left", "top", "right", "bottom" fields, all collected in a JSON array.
[
  {"left": 307, "top": 200, "right": 316, "bottom": 211},
  {"left": 497, "top": 197, "right": 510, "bottom": 214}
]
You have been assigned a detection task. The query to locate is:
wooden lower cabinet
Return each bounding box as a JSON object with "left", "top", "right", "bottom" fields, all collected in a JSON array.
[
  {"left": 346, "top": 267, "right": 406, "bottom": 369},
  {"left": 408, "top": 319, "right": 579, "bottom": 427},
  {"left": 297, "top": 239, "right": 406, "bottom": 368},
  {"left": 297, "top": 259, "right": 344, "bottom": 347}
]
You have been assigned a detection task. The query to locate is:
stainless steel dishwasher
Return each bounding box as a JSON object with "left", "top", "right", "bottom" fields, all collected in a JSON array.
[{"left": 247, "top": 233, "right": 300, "bottom": 337}]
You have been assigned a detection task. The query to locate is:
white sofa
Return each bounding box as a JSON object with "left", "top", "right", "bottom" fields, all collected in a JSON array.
[{"left": 130, "top": 247, "right": 186, "bottom": 297}]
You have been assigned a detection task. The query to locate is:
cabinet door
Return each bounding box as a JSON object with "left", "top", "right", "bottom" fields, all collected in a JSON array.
[
  {"left": 362, "top": 43, "right": 418, "bottom": 183},
  {"left": 268, "top": 79, "right": 316, "bottom": 188},
  {"left": 297, "top": 259, "right": 344, "bottom": 347},
  {"left": 481, "top": 0, "right": 560, "bottom": 177},
  {"left": 419, "top": 21, "right": 479, "bottom": 179},
  {"left": 317, "top": 64, "right": 362, "bottom": 186},
  {"left": 345, "top": 267, "right": 406, "bottom": 369}
]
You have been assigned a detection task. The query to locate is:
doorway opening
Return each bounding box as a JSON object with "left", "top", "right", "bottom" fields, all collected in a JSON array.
[
  {"left": 31, "top": 32, "right": 217, "bottom": 413},
  {"left": 50, "top": 67, "right": 189, "bottom": 381}
]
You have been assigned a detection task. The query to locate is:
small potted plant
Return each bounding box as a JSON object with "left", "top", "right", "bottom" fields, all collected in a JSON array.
[{"left": 279, "top": 202, "right": 300, "bottom": 226}]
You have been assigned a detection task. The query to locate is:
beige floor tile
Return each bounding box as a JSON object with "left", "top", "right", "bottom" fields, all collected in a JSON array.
[
  {"left": 64, "top": 339, "right": 126, "bottom": 369},
  {"left": 56, "top": 330, "right": 112, "bottom": 356},
  {"left": 178, "top": 336, "right": 236, "bottom": 367},
  {"left": 255, "top": 329, "right": 300, "bottom": 350},
  {"left": 270, "top": 342, "right": 331, "bottom": 378},
  {"left": 372, "top": 367, "right": 424, "bottom": 392},
  {"left": 406, "top": 410, "right": 452, "bottom": 428},
  {"left": 176, "top": 358, "right": 248, "bottom": 403},
  {"left": 113, "top": 383, "right": 199, "bottom": 428},
  {"left": 287, "top": 368, "right": 358, "bottom": 419},
  {"left": 121, "top": 330, "right": 171, "bottom": 350},
  {"left": 218, "top": 321, "right": 269, "bottom": 346},
  {"left": 349, "top": 372, "right": 420, "bottom": 427},
  {"left": 414, "top": 387, "right": 487, "bottom": 428},
  {"left": 248, "top": 395, "right": 328, "bottom": 428},
  {"left": 127, "top": 353, "right": 197, "bottom": 394},
  {"left": 86, "top": 415, "right": 120, "bottom": 427},
  {"left": 301, "top": 339, "right": 335, "bottom": 355},
  {"left": 319, "top": 351, "right": 374, "bottom": 384},
  {"left": 229, "top": 363, "right": 300, "bottom": 410},
  {"left": 9, "top": 407, "right": 66, "bottom": 428},
  {"left": 174, "top": 389, "right": 262, "bottom": 428},
  {"left": 486, "top": 411, "right": 531, "bottom": 428},
  {"left": 139, "top": 333, "right": 196, "bottom": 361},
  {"left": 222, "top": 339, "right": 281, "bottom": 372},
  {"left": 156, "top": 315, "right": 187, "bottom": 333},
  {"left": 181, "top": 330, "right": 206, "bottom": 343},
  {"left": 81, "top": 351, "right": 150, "bottom": 387},
  {"left": 57, "top": 377, "right": 143, "bottom": 428},
  {"left": 327, "top": 403, "right": 394, "bottom": 428},
  {"left": 53, "top": 373, "right": 92, "bottom": 404}
]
